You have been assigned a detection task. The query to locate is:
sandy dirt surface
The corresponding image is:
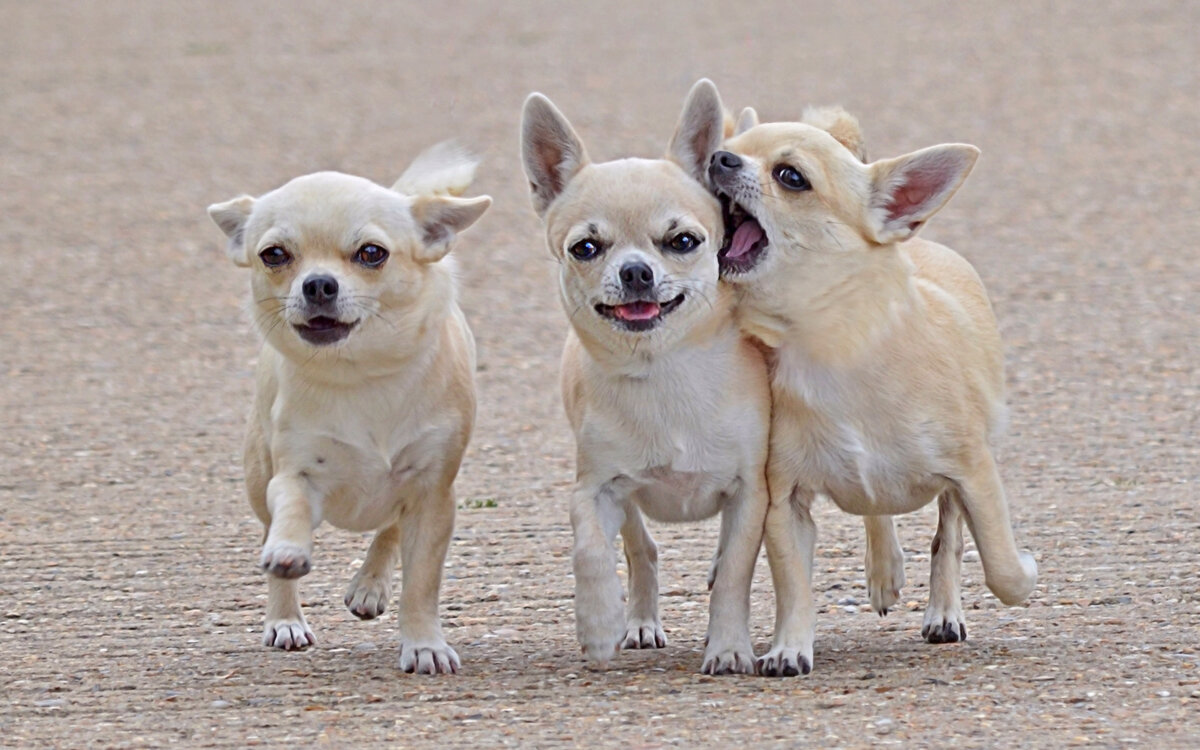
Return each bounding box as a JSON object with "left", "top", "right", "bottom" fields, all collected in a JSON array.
[{"left": 2, "top": 1, "right": 1198, "bottom": 747}]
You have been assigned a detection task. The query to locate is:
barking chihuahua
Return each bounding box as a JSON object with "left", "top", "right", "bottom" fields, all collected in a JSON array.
[
  {"left": 207, "top": 143, "right": 490, "bottom": 674},
  {"left": 709, "top": 107, "right": 1037, "bottom": 676},
  {"left": 520, "top": 81, "right": 770, "bottom": 674}
]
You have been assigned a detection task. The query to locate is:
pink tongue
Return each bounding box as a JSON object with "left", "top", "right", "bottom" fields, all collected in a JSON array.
[
  {"left": 614, "top": 301, "right": 661, "bottom": 321},
  {"left": 726, "top": 219, "right": 764, "bottom": 259}
]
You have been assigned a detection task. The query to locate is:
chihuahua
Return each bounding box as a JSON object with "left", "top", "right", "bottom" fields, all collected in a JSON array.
[
  {"left": 709, "top": 107, "right": 1037, "bottom": 676},
  {"left": 520, "top": 80, "right": 770, "bottom": 674},
  {"left": 207, "top": 142, "right": 490, "bottom": 674}
]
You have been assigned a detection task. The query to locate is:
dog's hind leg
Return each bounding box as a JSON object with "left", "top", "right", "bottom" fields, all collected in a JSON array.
[
  {"left": 864, "top": 515, "right": 905, "bottom": 616},
  {"left": 263, "top": 576, "right": 315, "bottom": 650},
  {"left": 345, "top": 522, "right": 401, "bottom": 620},
  {"left": 922, "top": 490, "right": 967, "bottom": 643},
  {"left": 620, "top": 506, "right": 665, "bottom": 650},
  {"left": 954, "top": 451, "right": 1038, "bottom": 606}
]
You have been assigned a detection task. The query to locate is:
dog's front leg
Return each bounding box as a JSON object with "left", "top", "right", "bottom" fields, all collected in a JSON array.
[
  {"left": 758, "top": 476, "right": 818, "bottom": 677},
  {"left": 923, "top": 490, "right": 967, "bottom": 643},
  {"left": 620, "top": 506, "right": 665, "bottom": 650},
  {"left": 702, "top": 477, "right": 767, "bottom": 675},
  {"left": 570, "top": 481, "right": 627, "bottom": 668},
  {"left": 345, "top": 522, "right": 401, "bottom": 620},
  {"left": 260, "top": 474, "right": 318, "bottom": 649},
  {"left": 864, "top": 515, "right": 905, "bottom": 616},
  {"left": 396, "top": 486, "right": 458, "bottom": 674}
]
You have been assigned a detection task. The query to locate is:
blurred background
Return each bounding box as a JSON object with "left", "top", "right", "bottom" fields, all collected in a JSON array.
[{"left": 1, "top": 2, "right": 1196, "bottom": 746}]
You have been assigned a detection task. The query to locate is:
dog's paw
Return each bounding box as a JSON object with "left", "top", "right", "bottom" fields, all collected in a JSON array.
[
  {"left": 263, "top": 618, "right": 315, "bottom": 651},
  {"left": 621, "top": 618, "right": 666, "bottom": 650},
  {"left": 866, "top": 547, "right": 905, "bottom": 617},
  {"left": 260, "top": 543, "right": 311, "bottom": 579},
  {"left": 344, "top": 571, "right": 392, "bottom": 620},
  {"left": 755, "top": 645, "right": 813, "bottom": 678},
  {"left": 922, "top": 604, "right": 967, "bottom": 644},
  {"left": 701, "top": 640, "right": 756, "bottom": 675},
  {"left": 398, "top": 639, "right": 460, "bottom": 675},
  {"left": 580, "top": 635, "right": 621, "bottom": 670}
]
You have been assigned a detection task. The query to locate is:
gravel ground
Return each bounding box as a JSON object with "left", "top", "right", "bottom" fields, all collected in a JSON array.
[{"left": 2, "top": 1, "right": 1198, "bottom": 747}]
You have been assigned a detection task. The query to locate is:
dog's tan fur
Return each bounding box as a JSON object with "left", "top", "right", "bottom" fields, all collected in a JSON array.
[
  {"left": 709, "top": 112, "right": 1037, "bottom": 676},
  {"left": 521, "top": 80, "right": 770, "bottom": 674},
  {"left": 207, "top": 144, "right": 490, "bottom": 674}
]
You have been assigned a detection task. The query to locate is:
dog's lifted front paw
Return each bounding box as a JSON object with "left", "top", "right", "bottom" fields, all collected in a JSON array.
[
  {"left": 581, "top": 636, "right": 621, "bottom": 670},
  {"left": 701, "top": 641, "right": 756, "bottom": 675},
  {"left": 399, "top": 639, "right": 460, "bottom": 675},
  {"left": 922, "top": 605, "right": 967, "bottom": 644},
  {"left": 260, "top": 543, "right": 311, "bottom": 579},
  {"left": 621, "top": 618, "right": 666, "bottom": 650},
  {"left": 756, "top": 645, "right": 813, "bottom": 677},
  {"left": 344, "top": 571, "right": 391, "bottom": 620},
  {"left": 263, "top": 618, "right": 315, "bottom": 651}
]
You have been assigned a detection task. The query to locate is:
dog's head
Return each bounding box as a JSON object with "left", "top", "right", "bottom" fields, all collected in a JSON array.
[
  {"left": 520, "top": 80, "right": 728, "bottom": 355},
  {"left": 208, "top": 143, "right": 491, "bottom": 364},
  {"left": 708, "top": 108, "right": 978, "bottom": 284}
]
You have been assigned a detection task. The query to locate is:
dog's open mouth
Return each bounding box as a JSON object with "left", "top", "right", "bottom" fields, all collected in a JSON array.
[
  {"left": 718, "top": 194, "right": 769, "bottom": 275},
  {"left": 595, "top": 295, "right": 685, "bottom": 332},
  {"left": 294, "top": 316, "right": 357, "bottom": 345}
]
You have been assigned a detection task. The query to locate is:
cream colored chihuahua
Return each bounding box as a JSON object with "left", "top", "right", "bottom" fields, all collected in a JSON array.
[
  {"left": 207, "top": 143, "right": 490, "bottom": 674},
  {"left": 520, "top": 80, "right": 770, "bottom": 674},
  {"left": 709, "top": 107, "right": 1037, "bottom": 676}
]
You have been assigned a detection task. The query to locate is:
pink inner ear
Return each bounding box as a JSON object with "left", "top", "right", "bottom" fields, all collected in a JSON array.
[{"left": 884, "top": 163, "right": 951, "bottom": 222}]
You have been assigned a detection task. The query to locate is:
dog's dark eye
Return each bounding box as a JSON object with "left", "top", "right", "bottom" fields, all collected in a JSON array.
[
  {"left": 772, "top": 164, "right": 811, "bottom": 191},
  {"left": 354, "top": 243, "right": 389, "bottom": 268},
  {"left": 259, "top": 246, "right": 292, "bottom": 268},
  {"left": 568, "top": 238, "right": 603, "bottom": 261},
  {"left": 666, "top": 232, "right": 702, "bottom": 253}
]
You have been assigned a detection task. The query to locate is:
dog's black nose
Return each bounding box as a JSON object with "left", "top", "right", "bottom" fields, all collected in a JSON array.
[
  {"left": 709, "top": 150, "right": 742, "bottom": 176},
  {"left": 619, "top": 261, "right": 655, "bottom": 294},
  {"left": 302, "top": 274, "right": 339, "bottom": 305}
]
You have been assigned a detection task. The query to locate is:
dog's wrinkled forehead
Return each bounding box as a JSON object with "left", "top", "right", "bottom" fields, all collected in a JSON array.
[
  {"left": 728, "top": 123, "right": 856, "bottom": 172},
  {"left": 547, "top": 159, "right": 721, "bottom": 248},
  {"left": 248, "top": 172, "right": 414, "bottom": 252}
]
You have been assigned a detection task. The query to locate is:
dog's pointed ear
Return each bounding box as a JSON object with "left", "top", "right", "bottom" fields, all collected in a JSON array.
[
  {"left": 866, "top": 144, "right": 979, "bottom": 245},
  {"left": 667, "top": 78, "right": 726, "bottom": 184},
  {"left": 207, "top": 196, "right": 256, "bottom": 267},
  {"left": 734, "top": 107, "right": 759, "bottom": 136},
  {"left": 803, "top": 106, "right": 867, "bottom": 162},
  {"left": 410, "top": 194, "right": 492, "bottom": 263},
  {"left": 521, "top": 94, "right": 589, "bottom": 217}
]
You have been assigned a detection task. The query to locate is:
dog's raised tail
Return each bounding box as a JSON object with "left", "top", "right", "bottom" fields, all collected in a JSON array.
[{"left": 392, "top": 141, "right": 481, "bottom": 197}]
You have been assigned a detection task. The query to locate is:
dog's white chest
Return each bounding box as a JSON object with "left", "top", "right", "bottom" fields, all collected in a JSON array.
[
  {"left": 270, "top": 388, "right": 448, "bottom": 531},
  {"left": 774, "top": 352, "right": 941, "bottom": 515}
]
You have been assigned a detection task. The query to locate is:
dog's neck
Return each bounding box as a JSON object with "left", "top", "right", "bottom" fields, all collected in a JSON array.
[{"left": 746, "top": 245, "right": 919, "bottom": 368}]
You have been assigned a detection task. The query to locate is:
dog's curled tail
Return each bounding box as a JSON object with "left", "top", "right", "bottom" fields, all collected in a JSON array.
[{"left": 392, "top": 140, "right": 481, "bottom": 197}]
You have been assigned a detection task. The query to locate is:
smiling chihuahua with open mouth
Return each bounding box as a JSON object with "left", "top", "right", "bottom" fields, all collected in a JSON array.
[
  {"left": 521, "top": 80, "right": 770, "bottom": 674},
  {"left": 207, "top": 143, "right": 490, "bottom": 674},
  {"left": 709, "top": 107, "right": 1037, "bottom": 676}
]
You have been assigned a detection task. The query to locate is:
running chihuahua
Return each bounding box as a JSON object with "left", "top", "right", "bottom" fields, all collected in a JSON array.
[
  {"left": 710, "top": 107, "right": 1037, "bottom": 676},
  {"left": 208, "top": 143, "right": 490, "bottom": 673},
  {"left": 521, "top": 80, "right": 770, "bottom": 674}
]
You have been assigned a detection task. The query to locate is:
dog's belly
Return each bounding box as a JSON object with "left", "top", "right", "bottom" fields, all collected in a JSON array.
[{"left": 631, "top": 467, "right": 731, "bottom": 523}]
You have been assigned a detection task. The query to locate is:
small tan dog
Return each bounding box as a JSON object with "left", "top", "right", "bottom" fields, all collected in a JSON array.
[
  {"left": 207, "top": 143, "right": 490, "bottom": 674},
  {"left": 709, "top": 107, "right": 1037, "bottom": 676},
  {"left": 520, "top": 80, "right": 771, "bottom": 674}
]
